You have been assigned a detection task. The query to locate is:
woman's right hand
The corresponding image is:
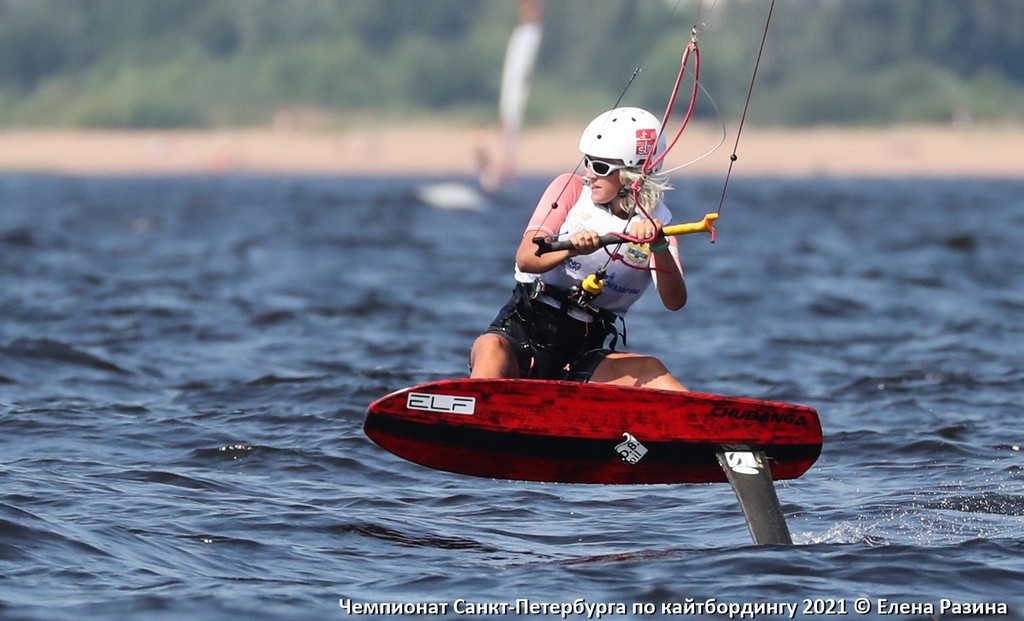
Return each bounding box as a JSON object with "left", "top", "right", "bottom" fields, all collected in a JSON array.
[{"left": 568, "top": 230, "right": 602, "bottom": 255}]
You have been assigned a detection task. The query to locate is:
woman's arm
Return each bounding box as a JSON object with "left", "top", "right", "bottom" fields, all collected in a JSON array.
[
  {"left": 651, "top": 238, "right": 687, "bottom": 310},
  {"left": 515, "top": 173, "right": 588, "bottom": 273},
  {"left": 629, "top": 218, "right": 686, "bottom": 311}
]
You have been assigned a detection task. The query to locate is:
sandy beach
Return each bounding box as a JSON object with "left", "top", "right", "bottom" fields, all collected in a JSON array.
[{"left": 1, "top": 123, "right": 1022, "bottom": 178}]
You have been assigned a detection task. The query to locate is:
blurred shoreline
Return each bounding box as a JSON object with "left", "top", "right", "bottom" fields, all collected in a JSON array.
[{"left": 1, "top": 123, "right": 1022, "bottom": 178}]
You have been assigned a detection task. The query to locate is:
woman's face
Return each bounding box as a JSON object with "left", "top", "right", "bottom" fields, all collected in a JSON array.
[{"left": 584, "top": 157, "right": 626, "bottom": 205}]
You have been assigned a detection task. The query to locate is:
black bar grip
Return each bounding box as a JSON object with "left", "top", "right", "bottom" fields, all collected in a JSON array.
[
  {"left": 532, "top": 214, "right": 720, "bottom": 256},
  {"left": 533, "top": 233, "right": 625, "bottom": 256}
]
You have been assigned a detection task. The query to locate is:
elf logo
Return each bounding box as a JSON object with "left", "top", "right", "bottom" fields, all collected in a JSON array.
[{"left": 407, "top": 392, "right": 476, "bottom": 415}]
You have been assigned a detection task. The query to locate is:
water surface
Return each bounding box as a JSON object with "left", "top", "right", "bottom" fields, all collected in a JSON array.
[{"left": 1, "top": 174, "right": 1022, "bottom": 620}]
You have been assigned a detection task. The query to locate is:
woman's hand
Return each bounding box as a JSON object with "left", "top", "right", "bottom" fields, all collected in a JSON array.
[
  {"left": 628, "top": 219, "right": 666, "bottom": 245},
  {"left": 514, "top": 229, "right": 602, "bottom": 273},
  {"left": 567, "top": 230, "right": 603, "bottom": 255}
]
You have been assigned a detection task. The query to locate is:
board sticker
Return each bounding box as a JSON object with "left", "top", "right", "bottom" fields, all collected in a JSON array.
[
  {"left": 406, "top": 392, "right": 476, "bottom": 415},
  {"left": 615, "top": 432, "right": 648, "bottom": 465},
  {"left": 724, "top": 451, "right": 761, "bottom": 475}
]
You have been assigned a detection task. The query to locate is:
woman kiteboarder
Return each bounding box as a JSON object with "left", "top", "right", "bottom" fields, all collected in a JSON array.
[{"left": 469, "top": 107, "right": 689, "bottom": 391}]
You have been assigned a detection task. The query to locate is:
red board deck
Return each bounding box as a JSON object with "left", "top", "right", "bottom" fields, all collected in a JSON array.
[{"left": 364, "top": 379, "right": 822, "bottom": 484}]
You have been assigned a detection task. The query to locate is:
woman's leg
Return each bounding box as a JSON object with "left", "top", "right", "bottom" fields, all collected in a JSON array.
[
  {"left": 589, "top": 352, "right": 687, "bottom": 391},
  {"left": 469, "top": 333, "right": 521, "bottom": 378}
]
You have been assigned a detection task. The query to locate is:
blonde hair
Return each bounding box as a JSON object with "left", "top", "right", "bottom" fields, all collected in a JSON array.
[{"left": 618, "top": 169, "right": 673, "bottom": 216}]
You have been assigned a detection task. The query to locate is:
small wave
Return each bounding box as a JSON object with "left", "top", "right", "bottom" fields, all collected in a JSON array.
[
  {"left": 903, "top": 438, "right": 978, "bottom": 458},
  {"left": 0, "top": 227, "right": 38, "bottom": 247},
  {"left": 838, "top": 371, "right": 979, "bottom": 396},
  {"left": 1, "top": 338, "right": 129, "bottom": 374},
  {"left": 0, "top": 504, "right": 113, "bottom": 560},
  {"left": 943, "top": 234, "right": 978, "bottom": 252},
  {"left": 189, "top": 444, "right": 258, "bottom": 462},
  {"left": 249, "top": 309, "right": 297, "bottom": 327},
  {"left": 341, "top": 291, "right": 412, "bottom": 318},
  {"left": 183, "top": 443, "right": 358, "bottom": 477},
  {"left": 244, "top": 374, "right": 324, "bottom": 386},
  {"left": 101, "top": 469, "right": 232, "bottom": 492},
  {"left": 923, "top": 493, "right": 1024, "bottom": 517},
  {"left": 338, "top": 521, "right": 499, "bottom": 553},
  {"left": 807, "top": 294, "right": 868, "bottom": 318},
  {"left": 808, "top": 491, "right": 1024, "bottom": 547},
  {"left": 176, "top": 532, "right": 268, "bottom": 550},
  {"left": 559, "top": 548, "right": 685, "bottom": 566}
]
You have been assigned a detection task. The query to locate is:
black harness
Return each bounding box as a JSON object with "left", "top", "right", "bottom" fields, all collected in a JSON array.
[
  {"left": 521, "top": 279, "right": 626, "bottom": 351},
  {"left": 482, "top": 281, "right": 626, "bottom": 381}
]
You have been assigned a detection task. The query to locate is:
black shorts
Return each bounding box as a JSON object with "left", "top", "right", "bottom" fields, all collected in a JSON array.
[{"left": 478, "top": 283, "right": 617, "bottom": 381}]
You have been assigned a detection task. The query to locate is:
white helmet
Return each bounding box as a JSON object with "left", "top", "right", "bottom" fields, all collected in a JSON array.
[{"left": 578, "top": 107, "right": 666, "bottom": 172}]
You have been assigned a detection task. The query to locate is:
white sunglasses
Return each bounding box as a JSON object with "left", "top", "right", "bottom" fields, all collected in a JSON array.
[{"left": 584, "top": 155, "right": 633, "bottom": 177}]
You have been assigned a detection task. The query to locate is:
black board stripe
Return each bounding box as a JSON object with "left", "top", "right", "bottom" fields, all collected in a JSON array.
[{"left": 364, "top": 413, "right": 821, "bottom": 466}]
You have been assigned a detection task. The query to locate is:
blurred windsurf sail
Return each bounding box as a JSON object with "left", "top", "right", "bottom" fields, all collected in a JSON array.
[{"left": 478, "top": 0, "right": 542, "bottom": 194}]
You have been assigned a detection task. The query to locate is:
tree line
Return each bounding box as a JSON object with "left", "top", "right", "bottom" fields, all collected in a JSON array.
[{"left": 0, "top": 0, "right": 1021, "bottom": 129}]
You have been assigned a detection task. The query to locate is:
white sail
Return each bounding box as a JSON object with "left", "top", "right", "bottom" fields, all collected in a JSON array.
[
  {"left": 423, "top": 1, "right": 543, "bottom": 209},
  {"left": 479, "top": 0, "right": 543, "bottom": 194}
]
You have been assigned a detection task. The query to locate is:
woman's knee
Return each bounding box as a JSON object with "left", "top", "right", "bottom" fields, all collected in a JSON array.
[
  {"left": 471, "top": 333, "right": 508, "bottom": 357},
  {"left": 591, "top": 353, "right": 686, "bottom": 390},
  {"left": 470, "top": 334, "right": 519, "bottom": 378},
  {"left": 595, "top": 352, "right": 660, "bottom": 374}
]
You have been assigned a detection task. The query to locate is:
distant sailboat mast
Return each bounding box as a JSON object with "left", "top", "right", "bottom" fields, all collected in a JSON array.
[{"left": 480, "top": 0, "right": 543, "bottom": 194}]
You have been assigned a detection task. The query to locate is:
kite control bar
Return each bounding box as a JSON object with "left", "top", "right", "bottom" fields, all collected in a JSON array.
[{"left": 533, "top": 212, "right": 719, "bottom": 256}]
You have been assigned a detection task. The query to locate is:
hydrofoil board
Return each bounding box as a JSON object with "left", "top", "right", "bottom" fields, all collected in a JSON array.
[{"left": 364, "top": 379, "right": 821, "bottom": 485}]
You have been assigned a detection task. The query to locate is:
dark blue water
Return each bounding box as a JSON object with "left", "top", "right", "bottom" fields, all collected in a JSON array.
[{"left": 1, "top": 173, "right": 1022, "bottom": 620}]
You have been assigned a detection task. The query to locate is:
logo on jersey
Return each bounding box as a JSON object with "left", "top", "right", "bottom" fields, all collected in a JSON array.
[{"left": 623, "top": 242, "right": 651, "bottom": 266}]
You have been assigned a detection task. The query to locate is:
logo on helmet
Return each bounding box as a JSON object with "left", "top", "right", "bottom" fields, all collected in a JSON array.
[{"left": 635, "top": 129, "right": 657, "bottom": 156}]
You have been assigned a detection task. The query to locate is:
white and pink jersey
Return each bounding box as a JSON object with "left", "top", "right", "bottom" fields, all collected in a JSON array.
[{"left": 514, "top": 173, "right": 682, "bottom": 317}]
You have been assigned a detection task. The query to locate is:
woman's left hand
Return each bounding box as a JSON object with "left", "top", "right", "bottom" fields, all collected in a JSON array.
[{"left": 628, "top": 219, "right": 665, "bottom": 244}]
